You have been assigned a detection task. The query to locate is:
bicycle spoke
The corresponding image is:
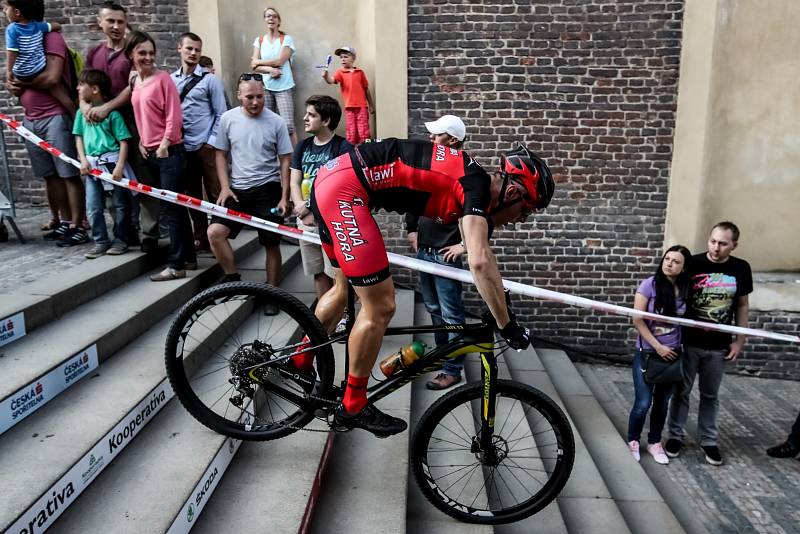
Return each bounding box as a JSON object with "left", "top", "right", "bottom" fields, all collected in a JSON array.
[
  {"left": 505, "top": 457, "right": 548, "bottom": 485},
  {"left": 441, "top": 463, "right": 482, "bottom": 496},
  {"left": 414, "top": 381, "right": 574, "bottom": 522},
  {"left": 503, "top": 460, "right": 547, "bottom": 495},
  {"left": 454, "top": 462, "right": 482, "bottom": 503}
]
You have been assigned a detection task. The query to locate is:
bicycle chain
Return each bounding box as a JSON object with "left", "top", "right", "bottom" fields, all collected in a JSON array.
[{"left": 250, "top": 386, "right": 343, "bottom": 434}]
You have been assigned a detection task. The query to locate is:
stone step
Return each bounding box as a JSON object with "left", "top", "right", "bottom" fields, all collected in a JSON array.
[
  {"left": 0, "top": 241, "right": 298, "bottom": 532},
  {"left": 474, "top": 351, "right": 568, "bottom": 534},
  {"left": 404, "top": 302, "right": 569, "bottom": 533},
  {"left": 0, "top": 233, "right": 266, "bottom": 435},
  {"left": 504, "top": 349, "right": 631, "bottom": 534},
  {"left": 45, "top": 265, "right": 316, "bottom": 534},
  {"left": 575, "top": 363, "right": 710, "bottom": 534},
  {"left": 0, "top": 242, "right": 174, "bottom": 346},
  {"left": 536, "top": 349, "right": 684, "bottom": 534},
  {"left": 404, "top": 302, "right": 494, "bottom": 534},
  {"left": 308, "top": 289, "right": 415, "bottom": 534},
  {"left": 189, "top": 273, "right": 334, "bottom": 534}
]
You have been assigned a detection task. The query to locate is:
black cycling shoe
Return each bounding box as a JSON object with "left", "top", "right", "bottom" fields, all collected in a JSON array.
[{"left": 333, "top": 404, "right": 408, "bottom": 438}]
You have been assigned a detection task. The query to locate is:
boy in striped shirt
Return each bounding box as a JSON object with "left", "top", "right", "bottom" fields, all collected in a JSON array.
[{"left": 3, "top": 0, "right": 74, "bottom": 113}]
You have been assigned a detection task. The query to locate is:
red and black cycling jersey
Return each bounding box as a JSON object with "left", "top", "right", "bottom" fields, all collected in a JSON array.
[{"left": 344, "top": 138, "right": 492, "bottom": 224}]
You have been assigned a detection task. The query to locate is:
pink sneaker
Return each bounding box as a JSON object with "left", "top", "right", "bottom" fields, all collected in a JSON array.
[
  {"left": 647, "top": 442, "right": 670, "bottom": 465},
  {"left": 628, "top": 440, "right": 641, "bottom": 462}
]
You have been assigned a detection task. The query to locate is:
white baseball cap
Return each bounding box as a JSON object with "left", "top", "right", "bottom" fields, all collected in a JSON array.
[
  {"left": 425, "top": 115, "right": 466, "bottom": 142},
  {"left": 335, "top": 45, "right": 356, "bottom": 57}
]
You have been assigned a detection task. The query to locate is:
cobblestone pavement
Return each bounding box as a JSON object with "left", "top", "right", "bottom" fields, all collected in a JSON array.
[
  {"left": 589, "top": 362, "right": 800, "bottom": 534},
  {"left": 0, "top": 204, "right": 93, "bottom": 293}
]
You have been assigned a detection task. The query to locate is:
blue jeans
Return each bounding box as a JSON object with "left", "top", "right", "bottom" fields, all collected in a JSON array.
[
  {"left": 627, "top": 349, "right": 675, "bottom": 444},
  {"left": 145, "top": 145, "right": 195, "bottom": 269},
  {"left": 85, "top": 168, "right": 132, "bottom": 247},
  {"left": 417, "top": 248, "right": 466, "bottom": 376},
  {"left": 788, "top": 411, "right": 800, "bottom": 447}
]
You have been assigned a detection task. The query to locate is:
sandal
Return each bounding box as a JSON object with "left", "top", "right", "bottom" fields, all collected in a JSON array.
[
  {"left": 41, "top": 219, "right": 59, "bottom": 231},
  {"left": 150, "top": 268, "right": 186, "bottom": 282}
]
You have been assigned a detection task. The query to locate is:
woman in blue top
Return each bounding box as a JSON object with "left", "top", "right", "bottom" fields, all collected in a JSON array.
[
  {"left": 627, "top": 245, "right": 692, "bottom": 465},
  {"left": 250, "top": 6, "right": 298, "bottom": 145}
]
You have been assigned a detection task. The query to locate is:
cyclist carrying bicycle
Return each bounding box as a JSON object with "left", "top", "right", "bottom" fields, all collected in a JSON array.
[{"left": 292, "top": 139, "right": 555, "bottom": 437}]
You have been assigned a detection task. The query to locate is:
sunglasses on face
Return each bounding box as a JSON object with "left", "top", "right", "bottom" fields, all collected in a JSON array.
[{"left": 238, "top": 73, "right": 264, "bottom": 82}]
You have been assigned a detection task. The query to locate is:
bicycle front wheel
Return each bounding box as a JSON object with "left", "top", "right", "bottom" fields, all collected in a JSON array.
[
  {"left": 165, "top": 282, "right": 335, "bottom": 441},
  {"left": 411, "top": 380, "right": 574, "bottom": 524}
]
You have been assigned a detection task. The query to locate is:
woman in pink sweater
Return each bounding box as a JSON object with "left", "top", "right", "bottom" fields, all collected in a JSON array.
[{"left": 125, "top": 31, "right": 196, "bottom": 281}]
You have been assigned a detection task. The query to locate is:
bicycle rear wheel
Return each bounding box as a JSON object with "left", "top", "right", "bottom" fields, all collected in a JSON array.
[
  {"left": 411, "top": 380, "right": 574, "bottom": 524},
  {"left": 165, "top": 282, "right": 335, "bottom": 441}
]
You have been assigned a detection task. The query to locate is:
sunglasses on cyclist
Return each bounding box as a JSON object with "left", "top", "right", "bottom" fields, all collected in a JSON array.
[{"left": 238, "top": 73, "right": 264, "bottom": 82}]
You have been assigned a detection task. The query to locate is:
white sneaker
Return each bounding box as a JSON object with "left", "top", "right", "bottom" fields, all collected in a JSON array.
[
  {"left": 647, "top": 442, "right": 670, "bottom": 465},
  {"left": 628, "top": 440, "right": 641, "bottom": 462}
]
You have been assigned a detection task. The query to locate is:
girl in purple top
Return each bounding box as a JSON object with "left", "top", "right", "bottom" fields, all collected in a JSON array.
[{"left": 627, "top": 245, "right": 691, "bottom": 465}]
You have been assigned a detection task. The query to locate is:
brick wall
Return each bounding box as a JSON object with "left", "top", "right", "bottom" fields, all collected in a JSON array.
[
  {"left": 393, "top": 0, "right": 684, "bottom": 353},
  {"left": 396, "top": 0, "right": 799, "bottom": 379},
  {"left": 0, "top": 0, "right": 189, "bottom": 204}
]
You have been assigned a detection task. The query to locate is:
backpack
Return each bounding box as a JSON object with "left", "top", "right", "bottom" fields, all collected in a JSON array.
[{"left": 63, "top": 47, "right": 84, "bottom": 102}]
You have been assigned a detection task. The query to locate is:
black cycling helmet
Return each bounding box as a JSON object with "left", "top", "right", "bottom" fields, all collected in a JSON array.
[{"left": 499, "top": 145, "right": 555, "bottom": 211}]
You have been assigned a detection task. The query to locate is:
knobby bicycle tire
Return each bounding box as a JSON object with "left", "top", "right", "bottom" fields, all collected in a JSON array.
[
  {"left": 165, "top": 282, "right": 335, "bottom": 441},
  {"left": 411, "top": 380, "right": 575, "bottom": 524}
]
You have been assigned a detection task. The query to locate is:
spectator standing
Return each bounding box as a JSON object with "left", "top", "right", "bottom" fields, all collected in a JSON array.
[
  {"left": 208, "top": 73, "right": 292, "bottom": 313},
  {"left": 125, "top": 30, "right": 196, "bottom": 282},
  {"left": 198, "top": 55, "right": 232, "bottom": 109},
  {"left": 171, "top": 32, "right": 227, "bottom": 253},
  {"left": 406, "top": 115, "right": 468, "bottom": 390},
  {"left": 85, "top": 1, "right": 157, "bottom": 252},
  {"left": 4, "top": 0, "right": 89, "bottom": 246},
  {"left": 626, "top": 245, "right": 692, "bottom": 465},
  {"left": 250, "top": 6, "right": 297, "bottom": 146},
  {"left": 3, "top": 0, "right": 74, "bottom": 114},
  {"left": 73, "top": 69, "right": 134, "bottom": 259},
  {"left": 290, "top": 95, "right": 352, "bottom": 299},
  {"left": 322, "top": 45, "right": 374, "bottom": 145},
  {"left": 666, "top": 221, "right": 753, "bottom": 466},
  {"left": 766, "top": 411, "right": 800, "bottom": 459}
]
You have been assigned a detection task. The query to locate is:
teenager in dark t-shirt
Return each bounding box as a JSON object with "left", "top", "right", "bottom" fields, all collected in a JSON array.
[
  {"left": 289, "top": 95, "right": 352, "bottom": 300},
  {"left": 666, "top": 221, "right": 753, "bottom": 466}
]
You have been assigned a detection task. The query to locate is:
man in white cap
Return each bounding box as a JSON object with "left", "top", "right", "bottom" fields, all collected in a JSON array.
[
  {"left": 424, "top": 114, "right": 467, "bottom": 146},
  {"left": 406, "top": 114, "right": 469, "bottom": 389}
]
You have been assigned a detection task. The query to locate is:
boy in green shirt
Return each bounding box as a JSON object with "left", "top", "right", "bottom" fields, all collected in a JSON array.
[{"left": 73, "top": 69, "right": 134, "bottom": 258}]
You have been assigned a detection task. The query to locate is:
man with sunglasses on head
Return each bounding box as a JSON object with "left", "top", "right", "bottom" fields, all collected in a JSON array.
[
  {"left": 289, "top": 140, "right": 555, "bottom": 437},
  {"left": 207, "top": 73, "right": 292, "bottom": 308}
]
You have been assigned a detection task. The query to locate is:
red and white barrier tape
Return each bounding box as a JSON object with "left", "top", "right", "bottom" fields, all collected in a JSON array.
[{"left": 2, "top": 113, "right": 797, "bottom": 344}]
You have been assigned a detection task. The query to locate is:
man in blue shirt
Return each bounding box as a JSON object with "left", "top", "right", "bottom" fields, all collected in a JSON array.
[{"left": 172, "top": 31, "right": 228, "bottom": 252}]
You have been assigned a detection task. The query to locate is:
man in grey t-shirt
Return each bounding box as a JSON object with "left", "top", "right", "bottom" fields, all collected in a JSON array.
[{"left": 208, "top": 75, "right": 292, "bottom": 308}]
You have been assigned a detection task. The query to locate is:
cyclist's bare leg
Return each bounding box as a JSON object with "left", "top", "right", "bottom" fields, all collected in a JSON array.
[
  {"left": 292, "top": 270, "right": 350, "bottom": 371},
  {"left": 339, "top": 277, "right": 396, "bottom": 414},
  {"left": 348, "top": 277, "right": 396, "bottom": 376},
  {"left": 314, "top": 269, "right": 348, "bottom": 333}
]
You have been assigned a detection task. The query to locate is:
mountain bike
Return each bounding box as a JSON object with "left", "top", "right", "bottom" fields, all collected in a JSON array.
[{"left": 165, "top": 281, "right": 575, "bottom": 524}]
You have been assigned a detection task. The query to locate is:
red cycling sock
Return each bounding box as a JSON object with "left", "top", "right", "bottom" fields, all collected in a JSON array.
[
  {"left": 291, "top": 336, "right": 315, "bottom": 371},
  {"left": 342, "top": 374, "right": 369, "bottom": 414}
]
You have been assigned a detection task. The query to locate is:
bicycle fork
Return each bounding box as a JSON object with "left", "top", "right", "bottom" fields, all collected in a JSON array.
[{"left": 474, "top": 351, "right": 499, "bottom": 462}]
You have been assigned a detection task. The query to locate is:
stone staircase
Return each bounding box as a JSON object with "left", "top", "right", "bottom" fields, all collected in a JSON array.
[{"left": 0, "top": 233, "right": 694, "bottom": 533}]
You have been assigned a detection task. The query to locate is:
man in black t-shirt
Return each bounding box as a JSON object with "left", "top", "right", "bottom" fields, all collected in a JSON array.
[
  {"left": 666, "top": 221, "right": 753, "bottom": 466},
  {"left": 290, "top": 95, "right": 352, "bottom": 299}
]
